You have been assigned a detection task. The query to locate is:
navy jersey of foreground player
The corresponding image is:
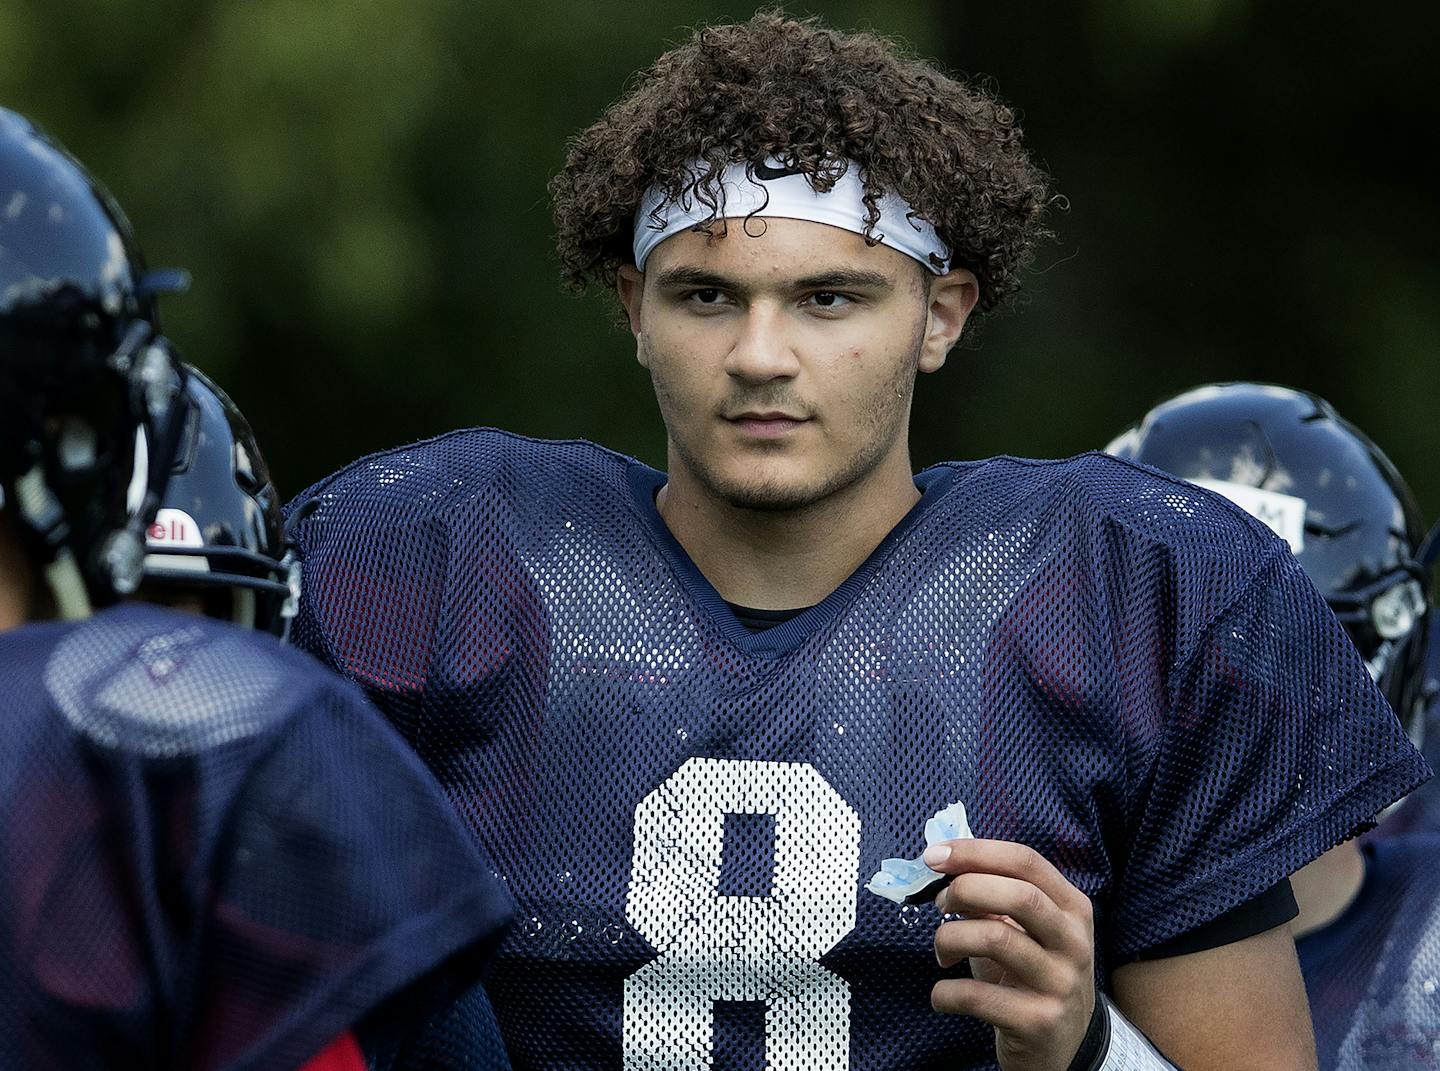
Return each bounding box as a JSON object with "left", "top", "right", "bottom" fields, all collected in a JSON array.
[
  {"left": 0, "top": 602, "right": 513, "bottom": 1071},
  {"left": 1376, "top": 618, "right": 1440, "bottom": 837},
  {"left": 288, "top": 429, "right": 1429, "bottom": 1070},
  {"left": 1298, "top": 834, "right": 1440, "bottom": 1069}
]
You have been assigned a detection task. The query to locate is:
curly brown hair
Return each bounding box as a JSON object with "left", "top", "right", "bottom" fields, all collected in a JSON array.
[{"left": 550, "top": 11, "right": 1052, "bottom": 313}]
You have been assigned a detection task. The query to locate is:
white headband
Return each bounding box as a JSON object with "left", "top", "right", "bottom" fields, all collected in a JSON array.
[{"left": 633, "top": 158, "right": 950, "bottom": 274}]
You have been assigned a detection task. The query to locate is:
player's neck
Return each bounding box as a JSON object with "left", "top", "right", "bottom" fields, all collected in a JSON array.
[
  {"left": 1289, "top": 839, "right": 1366, "bottom": 939},
  {"left": 657, "top": 447, "right": 921, "bottom": 611},
  {"left": 0, "top": 524, "right": 33, "bottom": 631}
]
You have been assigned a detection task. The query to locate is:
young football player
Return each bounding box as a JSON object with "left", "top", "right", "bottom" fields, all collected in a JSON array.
[
  {"left": 1108, "top": 381, "right": 1440, "bottom": 1070},
  {"left": 286, "top": 14, "right": 1428, "bottom": 1071},
  {"left": 0, "top": 107, "right": 513, "bottom": 1070}
]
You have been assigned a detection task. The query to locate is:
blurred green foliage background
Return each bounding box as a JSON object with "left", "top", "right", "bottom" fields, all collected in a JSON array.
[{"left": 4, "top": 0, "right": 1436, "bottom": 516}]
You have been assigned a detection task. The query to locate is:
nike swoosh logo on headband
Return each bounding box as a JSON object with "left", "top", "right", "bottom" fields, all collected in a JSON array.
[
  {"left": 633, "top": 157, "right": 949, "bottom": 274},
  {"left": 752, "top": 161, "right": 806, "bottom": 181}
]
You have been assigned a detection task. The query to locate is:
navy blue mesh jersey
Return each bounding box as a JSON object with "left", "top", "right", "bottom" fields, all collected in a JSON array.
[
  {"left": 1298, "top": 835, "right": 1440, "bottom": 1069},
  {"left": 287, "top": 429, "right": 1429, "bottom": 1071},
  {"left": 0, "top": 602, "right": 514, "bottom": 1071},
  {"left": 1373, "top": 623, "right": 1440, "bottom": 838}
]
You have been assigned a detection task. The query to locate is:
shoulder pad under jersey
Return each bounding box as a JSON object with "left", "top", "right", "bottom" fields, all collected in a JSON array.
[{"left": 44, "top": 604, "right": 298, "bottom": 758}]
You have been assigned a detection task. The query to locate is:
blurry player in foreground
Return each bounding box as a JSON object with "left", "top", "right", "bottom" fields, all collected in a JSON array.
[
  {"left": 288, "top": 15, "right": 1426, "bottom": 1070},
  {"left": 1108, "top": 381, "right": 1440, "bottom": 1070},
  {"left": 0, "top": 107, "right": 512, "bottom": 1070}
]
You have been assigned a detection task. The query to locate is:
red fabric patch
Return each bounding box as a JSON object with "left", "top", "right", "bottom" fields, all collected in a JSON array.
[{"left": 297, "top": 1032, "right": 366, "bottom": 1071}]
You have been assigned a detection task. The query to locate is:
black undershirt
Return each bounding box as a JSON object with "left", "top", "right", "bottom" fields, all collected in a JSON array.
[
  {"left": 724, "top": 599, "right": 1300, "bottom": 959},
  {"left": 728, "top": 602, "right": 806, "bottom": 632}
]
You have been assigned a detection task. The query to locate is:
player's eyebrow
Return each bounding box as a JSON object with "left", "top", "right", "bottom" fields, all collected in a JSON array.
[
  {"left": 790, "top": 269, "right": 895, "bottom": 292},
  {"left": 651, "top": 265, "right": 897, "bottom": 295},
  {"left": 651, "top": 266, "right": 738, "bottom": 292}
]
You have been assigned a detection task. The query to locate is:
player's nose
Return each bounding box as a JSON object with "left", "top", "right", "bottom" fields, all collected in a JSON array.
[{"left": 723, "top": 305, "right": 801, "bottom": 383}]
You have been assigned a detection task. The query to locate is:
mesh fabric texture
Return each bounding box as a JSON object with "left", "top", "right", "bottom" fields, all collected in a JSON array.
[
  {"left": 0, "top": 602, "right": 513, "bottom": 1071},
  {"left": 372, "top": 982, "right": 514, "bottom": 1071},
  {"left": 1370, "top": 621, "right": 1440, "bottom": 837},
  {"left": 1297, "top": 835, "right": 1440, "bottom": 1069},
  {"left": 288, "top": 429, "right": 1430, "bottom": 1071}
]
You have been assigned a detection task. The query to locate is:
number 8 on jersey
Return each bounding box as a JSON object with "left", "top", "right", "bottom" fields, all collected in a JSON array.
[{"left": 626, "top": 758, "right": 863, "bottom": 1068}]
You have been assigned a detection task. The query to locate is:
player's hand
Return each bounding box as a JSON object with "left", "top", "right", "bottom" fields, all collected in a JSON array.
[{"left": 924, "top": 838, "right": 1095, "bottom": 1071}]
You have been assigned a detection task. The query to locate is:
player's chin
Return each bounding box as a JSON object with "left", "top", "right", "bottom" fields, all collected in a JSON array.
[
  {"left": 715, "top": 470, "right": 832, "bottom": 512},
  {"left": 684, "top": 437, "right": 849, "bottom": 512}
]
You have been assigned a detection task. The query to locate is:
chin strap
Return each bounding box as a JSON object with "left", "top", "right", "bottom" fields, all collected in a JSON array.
[
  {"left": 12, "top": 466, "right": 92, "bottom": 620},
  {"left": 1068, "top": 993, "right": 1180, "bottom": 1071},
  {"left": 278, "top": 552, "right": 302, "bottom": 641},
  {"left": 105, "top": 330, "right": 190, "bottom": 597}
]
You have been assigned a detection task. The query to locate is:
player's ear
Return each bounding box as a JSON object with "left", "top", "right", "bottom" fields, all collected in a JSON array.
[
  {"left": 616, "top": 265, "right": 646, "bottom": 355},
  {"left": 918, "top": 267, "right": 979, "bottom": 374}
]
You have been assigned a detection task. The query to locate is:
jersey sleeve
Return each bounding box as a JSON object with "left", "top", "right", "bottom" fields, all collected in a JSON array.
[
  {"left": 285, "top": 436, "right": 546, "bottom": 716},
  {"left": 1110, "top": 545, "right": 1430, "bottom": 958},
  {"left": 184, "top": 679, "right": 514, "bottom": 1071},
  {"left": 285, "top": 466, "right": 454, "bottom": 702},
  {"left": 285, "top": 441, "right": 553, "bottom": 840}
]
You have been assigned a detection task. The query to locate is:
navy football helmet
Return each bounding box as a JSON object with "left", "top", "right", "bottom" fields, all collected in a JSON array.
[
  {"left": 1107, "top": 383, "right": 1435, "bottom": 738},
  {"left": 0, "top": 107, "right": 189, "bottom": 617},
  {"left": 139, "top": 366, "right": 299, "bottom": 637}
]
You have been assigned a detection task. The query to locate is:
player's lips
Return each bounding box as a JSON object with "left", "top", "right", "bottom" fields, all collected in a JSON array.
[{"left": 725, "top": 411, "right": 811, "bottom": 438}]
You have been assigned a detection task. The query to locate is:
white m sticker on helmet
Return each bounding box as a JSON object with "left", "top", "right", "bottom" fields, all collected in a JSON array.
[{"left": 1192, "top": 479, "right": 1307, "bottom": 554}]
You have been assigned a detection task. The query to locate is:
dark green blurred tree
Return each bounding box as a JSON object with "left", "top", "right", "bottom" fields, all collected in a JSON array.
[
  {"left": 924, "top": 0, "right": 1440, "bottom": 516},
  {"left": 3, "top": 0, "right": 1436, "bottom": 520}
]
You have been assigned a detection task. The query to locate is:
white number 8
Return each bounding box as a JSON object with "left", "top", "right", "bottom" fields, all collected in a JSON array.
[{"left": 625, "top": 758, "right": 862, "bottom": 1068}]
